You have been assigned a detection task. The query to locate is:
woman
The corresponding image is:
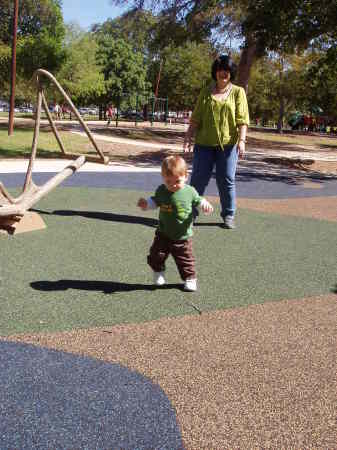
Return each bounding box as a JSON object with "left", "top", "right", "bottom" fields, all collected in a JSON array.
[{"left": 183, "top": 54, "right": 249, "bottom": 229}]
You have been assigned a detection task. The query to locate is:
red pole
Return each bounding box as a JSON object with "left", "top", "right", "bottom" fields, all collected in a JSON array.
[
  {"left": 154, "top": 60, "right": 163, "bottom": 98},
  {"left": 8, "top": 0, "right": 19, "bottom": 136}
]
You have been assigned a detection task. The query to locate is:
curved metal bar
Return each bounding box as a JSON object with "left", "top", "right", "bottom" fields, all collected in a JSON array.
[
  {"left": 0, "top": 68, "right": 110, "bottom": 223},
  {"left": 41, "top": 91, "right": 67, "bottom": 156},
  {"left": 34, "top": 69, "right": 109, "bottom": 164},
  {"left": 0, "top": 157, "right": 86, "bottom": 217},
  {"left": 0, "top": 182, "right": 16, "bottom": 204},
  {"left": 23, "top": 86, "right": 43, "bottom": 191}
]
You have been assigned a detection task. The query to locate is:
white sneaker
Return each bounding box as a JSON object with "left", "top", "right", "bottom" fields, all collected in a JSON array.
[
  {"left": 184, "top": 279, "right": 197, "bottom": 292},
  {"left": 153, "top": 271, "right": 166, "bottom": 286}
]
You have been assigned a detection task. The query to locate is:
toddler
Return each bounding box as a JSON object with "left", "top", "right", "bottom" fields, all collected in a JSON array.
[{"left": 137, "top": 155, "right": 213, "bottom": 291}]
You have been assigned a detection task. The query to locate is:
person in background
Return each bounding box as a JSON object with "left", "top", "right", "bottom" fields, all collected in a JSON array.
[
  {"left": 106, "top": 105, "right": 114, "bottom": 126},
  {"left": 183, "top": 54, "right": 249, "bottom": 229},
  {"left": 53, "top": 102, "right": 61, "bottom": 120}
]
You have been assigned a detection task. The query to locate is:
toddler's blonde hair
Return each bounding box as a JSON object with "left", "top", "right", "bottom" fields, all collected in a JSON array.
[{"left": 161, "top": 155, "right": 188, "bottom": 177}]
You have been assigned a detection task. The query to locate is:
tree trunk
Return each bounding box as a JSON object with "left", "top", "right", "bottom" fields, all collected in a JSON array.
[
  {"left": 237, "top": 38, "right": 257, "bottom": 92},
  {"left": 277, "top": 96, "right": 285, "bottom": 133},
  {"left": 99, "top": 105, "right": 104, "bottom": 121},
  {"left": 277, "top": 56, "right": 285, "bottom": 133}
]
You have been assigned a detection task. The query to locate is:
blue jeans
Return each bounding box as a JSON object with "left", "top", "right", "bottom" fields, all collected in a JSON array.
[{"left": 190, "top": 144, "right": 238, "bottom": 219}]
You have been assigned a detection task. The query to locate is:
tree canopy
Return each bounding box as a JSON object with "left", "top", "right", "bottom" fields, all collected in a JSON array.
[
  {"left": 0, "top": 0, "right": 65, "bottom": 86},
  {"left": 109, "top": 0, "right": 337, "bottom": 89},
  {"left": 150, "top": 41, "right": 213, "bottom": 110},
  {"left": 96, "top": 36, "right": 151, "bottom": 106},
  {"left": 56, "top": 25, "right": 105, "bottom": 105},
  {"left": 0, "top": 0, "right": 336, "bottom": 126}
]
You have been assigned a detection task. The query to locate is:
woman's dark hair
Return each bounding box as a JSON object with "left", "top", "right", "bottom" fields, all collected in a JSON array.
[{"left": 211, "top": 55, "right": 237, "bottom": 82}]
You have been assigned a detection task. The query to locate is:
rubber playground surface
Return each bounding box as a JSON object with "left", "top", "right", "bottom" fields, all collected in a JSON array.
[{"left": 0, "top": 164, "right": 336, "bottom": 449}]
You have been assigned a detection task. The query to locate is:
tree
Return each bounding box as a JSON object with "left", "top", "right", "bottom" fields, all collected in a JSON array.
[
  {"left": 92, "top": 9, "right": 157, "bottom": 58},
  {"left": 0, "top": 0, "right": 66, "bottom": 82},
  {"left": 247, "top": 57, "right": 280, "bottom": 125},
  {"left": 247, "top": 52, "right": 319, "bottom": 128},
  {"left": 0, "top": 41, "right": 11, "bottom": 89},
  {"left": 109, "top": 0, "right": 337, "bottom": 91},
  {"left": 236, "top": 0, "right": 337, "bottom": 89},
  {"left": 0, "top": 0, "right": 64, "bottom": 43},
  {"left": 96, "top": 36, "right": 151, "bottom": 108},
  {"left": 56, "top": 25, "right": 105, "bottom": 106},
  {"left": 149, "top": 41, "right": 213, "bottom": 110},
  {"left": 304, "top": 43, "right": 337, "bottom": 121}
]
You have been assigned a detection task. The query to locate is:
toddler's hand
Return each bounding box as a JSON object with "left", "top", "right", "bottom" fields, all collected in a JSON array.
[
  {"left": 201, "top": 199, "right": 213, "bottom": 215},
  {"left": 137, "top": 198, "right": 148, "bottom": 210}
]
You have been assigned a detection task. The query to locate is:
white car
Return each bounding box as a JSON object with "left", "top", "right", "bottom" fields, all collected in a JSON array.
[{"left": 78, "top": 108, "right": 85, "bottom": 115}]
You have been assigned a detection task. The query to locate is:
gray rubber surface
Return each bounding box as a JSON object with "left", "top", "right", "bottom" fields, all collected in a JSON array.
[{"left": 1, "top": 170, "right": 337, "bottom": 198}]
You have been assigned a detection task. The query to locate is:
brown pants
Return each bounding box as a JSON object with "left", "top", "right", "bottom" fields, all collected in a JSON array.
[{"left": 147, "top": 231, "right": 196, "bottom": 280}]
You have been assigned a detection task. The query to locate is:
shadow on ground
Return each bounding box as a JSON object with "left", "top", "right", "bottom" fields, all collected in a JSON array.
[
  {"left": 0, "top": 341, "right": 184, "bottom": 450},
  {"left": 248, "top": 135, "right": 337, "bottom": 152},
  {"left": 31, "top": 279, "right": 183, "bottom": 293},
  {"left": 34, "top": 208, "right": 221, "bottom": 228},
  {"left": 236, "top": 162, "right": 337, "bottom": 184},
  {"left": 49, "top": 209, "right": 158, "bottom": 227},
  {"left": 88, "top": 124, "right": 186, "bottom": 145}
]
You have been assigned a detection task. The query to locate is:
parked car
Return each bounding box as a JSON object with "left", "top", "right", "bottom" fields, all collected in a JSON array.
[
  {"left": 19, "top": 107, "right": 33, "bottom": 113},
  {"left": 78, "top": 107, "right": 88, "bottom": 115},
  {"left": 87, "top": 107, "right": 98, "bottom": 115},
  {"left": 120, "top": 110, "right": 143, "bottom": 120}
]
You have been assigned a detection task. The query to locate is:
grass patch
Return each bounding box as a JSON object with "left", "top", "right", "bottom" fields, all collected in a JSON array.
[{"left": 0, "top": 125, "right": 96, "bottom": 158}]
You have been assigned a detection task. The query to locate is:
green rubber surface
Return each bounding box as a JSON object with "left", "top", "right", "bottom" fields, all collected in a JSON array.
[{"left": 1, "top": 187, "right": 336, "bottom": 335}]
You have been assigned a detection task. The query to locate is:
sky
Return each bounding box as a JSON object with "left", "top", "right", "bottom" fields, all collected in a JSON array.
[{"left": 62, "top": 0, "right": 126, "bottom": 30}]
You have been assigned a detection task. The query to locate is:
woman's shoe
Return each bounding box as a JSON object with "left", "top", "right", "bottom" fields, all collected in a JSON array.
[{"left": 223, "top": 216, "right": 236, "bottom": 229}]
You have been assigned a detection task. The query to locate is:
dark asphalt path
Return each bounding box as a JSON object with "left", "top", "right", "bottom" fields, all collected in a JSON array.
[
  {"left": 1, "top": 169, "right": 337, "bottom": 198},
  {"left": 0, "top": 341, "right": 184, "bottom": 450}
]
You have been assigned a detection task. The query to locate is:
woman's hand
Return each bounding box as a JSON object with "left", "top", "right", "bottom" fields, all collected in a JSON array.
[
  {"left": 200, "top": 198, "right": 214, "bottom": 215},
  {"left": 183, "top": 120, "right": 198, "bottom": 153},
  {"left": 183, "top": 133, "right": 193, "bottom": 153},
  {"left": 237, "top": 125, "right": 247, "bottom": 159},
  {"left": 237, "top": 140, "right": 246, "bottom": 159}
]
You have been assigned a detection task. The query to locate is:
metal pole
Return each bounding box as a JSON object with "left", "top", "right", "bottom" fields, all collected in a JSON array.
[
  {"left": 165, "top": 97, "right": 168, "bottom": 125},
  {"left": 8, "top": 0, "right": 19, "bottom": 136},
  {"left": 153, "top": 60, "right": 163, "bottom": 123},
  {"left": 151, "top": 96, "right": 155, "bottom": 127},
  {"left": 115, "top": 94, "right": 120, "bottom": 127},
  {"left": 155, "top": 60, "right": 163, "bottom": 98}
]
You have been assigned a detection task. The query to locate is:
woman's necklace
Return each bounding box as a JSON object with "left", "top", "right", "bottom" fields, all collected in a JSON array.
[
  {"left": 215, "top": 82, "right": 232, "bottom": 95},
  {"left": 213, "top": 82, "right": 232, "bottom": 100}
]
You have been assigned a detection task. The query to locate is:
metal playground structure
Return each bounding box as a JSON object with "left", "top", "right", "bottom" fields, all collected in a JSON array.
[{"left": 0, "top": 69, "right": 109, "bottom": 235}]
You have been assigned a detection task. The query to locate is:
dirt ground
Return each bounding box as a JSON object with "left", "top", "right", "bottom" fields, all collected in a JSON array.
[
  {"left": 2, "top": 118, "right": 336, "bottom": 174},
  {"left": 82, "top": 124, "right": 337, "bottom": 175}
]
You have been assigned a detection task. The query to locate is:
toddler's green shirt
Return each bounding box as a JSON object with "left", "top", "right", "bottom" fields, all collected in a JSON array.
[
  {"left": 151, "top": 184, "right": 202, "bottom": 240},
  {"left": 191, "top": 83, "right": 249, "bottom": 148}
]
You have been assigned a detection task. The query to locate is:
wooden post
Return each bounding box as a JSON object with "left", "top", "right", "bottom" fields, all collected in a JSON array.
[{"left": 8, "top": 0, "right": 19, "bottom": 136}]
